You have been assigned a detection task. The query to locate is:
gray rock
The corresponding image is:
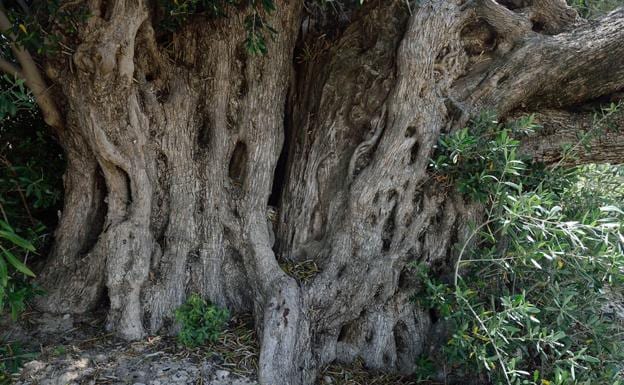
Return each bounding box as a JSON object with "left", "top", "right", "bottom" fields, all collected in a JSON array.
[
  {"left": 93, "top": 353, "right": 108, "bottom": 363},
  {"left": 22, "top": 360, "right": 47, "bottom": 374},
  {"left": 37, "top": 313, "right": 74, "bottom": 334},
  {"left": 215, "top": 370, "right": 230, "bottom": 380}
]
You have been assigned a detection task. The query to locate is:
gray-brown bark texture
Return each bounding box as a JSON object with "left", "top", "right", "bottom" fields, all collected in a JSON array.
[{"left": 19, "top": 0, "right": 624, "bottom": 384}]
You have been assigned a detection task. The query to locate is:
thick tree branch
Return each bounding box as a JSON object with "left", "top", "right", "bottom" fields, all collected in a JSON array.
[
  {"left": 525, "top": 0, "right": 579, "bottom": 34},
  {"left": 0, "top": 7, "right": 63, "bottom": 130},
  {"left": 474, "top": 0, "right": 532, "bottom": 44},
  {"left": 519, "top": 108, "right": 624, "bottom": 165},
  {"left": 459, "top": 7, "right": 624, "bottom": 116}
]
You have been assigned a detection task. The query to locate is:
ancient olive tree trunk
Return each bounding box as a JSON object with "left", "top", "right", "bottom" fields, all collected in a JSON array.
[
  {"left": 36, "top": 2, "right": 310, "bottom": 381},
  {"left": 4, "top": 0, "right": 621, "bottom": 384}
]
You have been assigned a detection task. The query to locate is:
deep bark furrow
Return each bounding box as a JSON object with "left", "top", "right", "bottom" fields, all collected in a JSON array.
[
  {"left": 278, "top": 2, "right": 410, "bottom": 261},
  {"left": 35, "top": 135, "right": 107, "bottom": 313},
  {"left": 143, "top": 78, "right": 201, "bottom": 332}
]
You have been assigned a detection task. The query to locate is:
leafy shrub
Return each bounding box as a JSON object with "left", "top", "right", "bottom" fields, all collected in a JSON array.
[
  {"left": 175, "top": 293, "right": 230, "bottom": 347},
  {"left": 0, "top": 75, "right": 62, "bottom": 318},
  {"left": 419, "top": 110, "right": 624, "bottom": 385},
  {"left": 430, "top": 111, "right": 538, "bottom": 202},
  {"left": 0, "top": 220, "right": 39, "bottom": 319}
]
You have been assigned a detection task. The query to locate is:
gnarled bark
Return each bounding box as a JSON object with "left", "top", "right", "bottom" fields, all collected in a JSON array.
[{"left": 1, "top": 0, "right": 622, "bottom": 384}]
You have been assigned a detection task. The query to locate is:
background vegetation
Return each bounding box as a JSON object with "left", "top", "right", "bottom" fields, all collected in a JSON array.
[
  {"left": 569, "top": 0, "right": 624, "bottom": 17},
  {"left": 0, "top": 74, "right": 63, "bottom": 319},
  {"left": 420, "top": 107, "right": 624, "bottom": 385}
]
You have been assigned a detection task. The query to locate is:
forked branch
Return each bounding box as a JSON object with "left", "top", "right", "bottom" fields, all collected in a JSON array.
[{"left": 456, "top": 5, "right": 624, "bottom": 123}]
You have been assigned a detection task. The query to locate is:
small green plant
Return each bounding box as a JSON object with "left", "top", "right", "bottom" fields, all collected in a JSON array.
[
  {"left": 419, "top": 112, "right": 624, "bottom": 385},
  {"left": 51, "top": 345, "right": 67, "bottom": 357},
  {"left": 175, "top": 293, "right": 230, "bottom": 347}
]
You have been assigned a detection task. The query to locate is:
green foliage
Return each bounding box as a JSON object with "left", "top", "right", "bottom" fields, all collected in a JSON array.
[
  {"left": 0, "top": 76, "right": 32, "bottom": 121},
  {"left": 563, "top": 163, "right": 624, "bottom": 213},
  {"left": 557, "top": 102, "right": 622, "bottom": 167},
  {"left": 430, "top": 111, "right": 538, "bottom": 202},
  {"left": 4, "top": 0, "right": 279, "bottom": 56},
  {"left": 158, "top": 0, "right": 240, "bottom": 29},
  {"left": 419, "top": 113, "right": 624, "bottom": 385},
  {"left": 413, "top": 354, "right": 437, "bottom": 382},
  {"left": 243, "top": 9, "right": 277, "bottom": 55},
  {"left": 0, "top": 220, "right": 36, "bottom": 313},
  {"left": 0, "top": 342, "right": 37, "bottom": 385},
  {"left": 568, "top": 0, "right": 624, "bottom": 18},
  {"left": 175, "top": 293, "right": 230, "bottom": 347},
  {"left": 0, "top": 76, "right": 63, "bottom": 319},
  {"left": 158, "top": 0, "right": 277, "bottom": 55},
  {"left": 2, "top": 0, "right": 91, "bottom": 56}
]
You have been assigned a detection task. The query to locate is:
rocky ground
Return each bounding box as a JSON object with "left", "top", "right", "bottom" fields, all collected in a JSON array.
[
  {"left": 1, "top": 311, "right": 260, "bottom": 385},
  {"left": 3, "top": 301, "right": 623, "bottom": 385},
  {"left": 0, "top": 311, "right": 423, "bottom": 385}
]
